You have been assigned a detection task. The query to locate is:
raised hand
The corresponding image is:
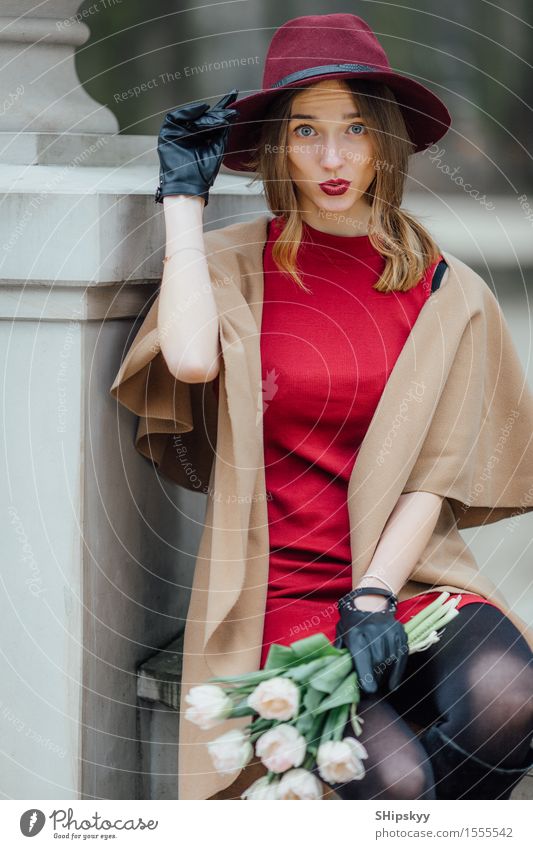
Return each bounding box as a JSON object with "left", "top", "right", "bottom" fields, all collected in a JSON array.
[{"left": 155, "top": 88, "right": 239, "bottom": 206}]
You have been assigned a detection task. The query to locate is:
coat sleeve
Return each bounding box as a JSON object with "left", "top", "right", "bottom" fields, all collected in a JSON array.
[
  {"left": 108, "top": 217, "right": 264, "bottom": 495},
  {"left": 402, "top": 275, "right": 533, "bottom": 529},
  {"left": 108, "top": 286, "right": 218, "bottom": 494}
]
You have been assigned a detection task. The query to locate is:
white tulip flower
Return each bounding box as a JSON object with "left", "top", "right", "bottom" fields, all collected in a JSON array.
[
  {"left": 241, "top": 776, "right": 280, "bottom": 799},
  {"left": 207, "top": 728, "right": 254, "bottom": 775},
  {"left": 247, "top": 676, "right": 300, "bottom": 721},
  {"left": 317, "top": 737, "right": 368, "bottom": 784},
  {"left": 255, "top": 723, "right": 307, "bottom": 773},
  {"left": 278, "top": 768, "right": 323, "bottom": 800},
  {"left": 184, "top": 683, "right": 233, "bottom": 730}
]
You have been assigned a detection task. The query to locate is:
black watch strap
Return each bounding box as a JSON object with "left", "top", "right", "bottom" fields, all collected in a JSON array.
[{"left": 338, "top": 586, "right": 398, "bottom": 614}]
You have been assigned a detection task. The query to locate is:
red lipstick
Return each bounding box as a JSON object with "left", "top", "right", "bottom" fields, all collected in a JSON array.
[{"left": 319, "top": 179, "right": 351, "bottom": 196}]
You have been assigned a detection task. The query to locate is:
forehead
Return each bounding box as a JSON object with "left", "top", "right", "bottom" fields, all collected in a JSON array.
[{"left": 289, "top": 79, "right": 358, "bottom": 113}]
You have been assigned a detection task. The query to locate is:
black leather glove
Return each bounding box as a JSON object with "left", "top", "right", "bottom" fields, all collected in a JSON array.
[
  {"left": 334, "top": 588, "right": 408, "bottom": 695},
  {"left": 155, "top": 88, "right": 239, "bottom": 206}
]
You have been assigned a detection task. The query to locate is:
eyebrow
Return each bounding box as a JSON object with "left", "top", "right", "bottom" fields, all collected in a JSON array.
[{"left": 288, "top": 111, "right": 362, "bottom": 120}]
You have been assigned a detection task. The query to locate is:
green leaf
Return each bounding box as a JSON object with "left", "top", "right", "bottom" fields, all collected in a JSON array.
[
  {"left": 289, "top": 633, "right": 341, "bottom": 661},
  {"left": 207, "top": 634, "right": 346, "bottom": 687},
  {"left": 295, "top": 686, "right": 326, "bottom": 736},
  {"left": 318, "top": 704, "right": 350, "bottom": 748},
  {"left": 249, "top": 717, "right": 273, "bottom": 732},
  {"left": 315, "top": 672, "right": 359, "bottom": 713},
  {"left": 303, "top": 751, "right": 316, "bottom": 770},
  {"left": 332, "top": 703, "right": 350, "bottom": 742},
  {"left": 296, "top": 713, "right": 315, "bottom": 737},
  {"left": 309, "top": 653, "right": 354, "bottom": 694},
  {"left": 283, "top": 657, "right": 330, "bottom": 684},
  {"left": 303, "top": 685, "right": 325, "bottom": 713},
  {"left": 306, "top": 711, "right": 330, "bottom": 756},
  {"left": 263, "top": 643, "right": 299, "bottom": 671},
  {"left": 208, "top": 669, "right": 280, "bottom": 686},
  {"left": 349, "top": 701, "right": 364, "bottom": 737},
  {"left": 230, "top": 696, "right": 256, "bottom": 718}
]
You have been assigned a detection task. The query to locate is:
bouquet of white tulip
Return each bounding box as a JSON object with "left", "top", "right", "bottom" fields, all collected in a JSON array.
[{"left": 184, "top": 591, "right": 461, "bottom": 799}]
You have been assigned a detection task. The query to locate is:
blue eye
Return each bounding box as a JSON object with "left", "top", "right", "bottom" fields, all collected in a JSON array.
[
  {"left": 294, "top": 125, "right": 315, "bottom": 137},
  {"left": 348, "top": 123, "right": 366, "bottom": 135},
  {"left": 292, "top": 123, "right": 366, "bottom": 137}
]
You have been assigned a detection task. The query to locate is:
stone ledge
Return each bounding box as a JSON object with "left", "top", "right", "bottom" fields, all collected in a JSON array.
[
  {"left": 0, "top": 281, "right": 158, "bottom": 321},
  {"left": 137, "top": 633, "right": 184, "bottom": 711},
  {"left": 0, "top": 132, "right": 158, "bottom": 167}
]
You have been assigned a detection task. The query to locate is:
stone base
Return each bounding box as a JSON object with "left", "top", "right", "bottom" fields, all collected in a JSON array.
[{"left": 0, "top": 132, "right": 158, "bottom": 167}]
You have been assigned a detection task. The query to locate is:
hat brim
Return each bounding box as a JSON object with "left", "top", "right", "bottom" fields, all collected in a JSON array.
[{"left": 222, "top": 70, "right": 451, "bottom": 173}]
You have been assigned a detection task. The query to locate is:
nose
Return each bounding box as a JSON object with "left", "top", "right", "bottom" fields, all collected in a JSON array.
[{"left": 318, "top": 140, "right": 345, "bottom": 172}]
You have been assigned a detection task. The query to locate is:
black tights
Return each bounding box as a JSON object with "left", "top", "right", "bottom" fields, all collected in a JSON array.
[{"left": 316, "top": 604, "right": 533, "bottom": 800}]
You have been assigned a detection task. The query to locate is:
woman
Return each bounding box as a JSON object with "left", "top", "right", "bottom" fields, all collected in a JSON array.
[{"left": 110, "top": 13, "right": 533, "bottom": 800}]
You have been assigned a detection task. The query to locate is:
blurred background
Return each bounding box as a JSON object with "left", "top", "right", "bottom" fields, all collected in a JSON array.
[{"left": 77, "top": 0, "right": 533, "bottom": 191}]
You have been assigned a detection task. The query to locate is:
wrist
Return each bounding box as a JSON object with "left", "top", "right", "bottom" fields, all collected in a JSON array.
[
  {"left": 162, "top": 194, "right": 205, "bottom": 208},
  {"left": 157, "top": 184, "right": 208, "bottom": 205},
  {"left": 352, "top": 594, "right": 390, "bottom": 613},
  {"left": 338, "top": 586, "right": 398, "bottom": 615},
  {"left": 357, "top": 573, "right": 397, "bottom": 596}
]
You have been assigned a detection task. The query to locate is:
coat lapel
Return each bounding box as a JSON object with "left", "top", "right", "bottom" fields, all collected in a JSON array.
[
  {"left": 202, "top": 269, "right": 264, "bottom": 644},
  {"left": 345, "top": 251, "right": 454, "bottom": 580},
  {"left": 202, "top": 219, "right": 269, "bottom": 672}
]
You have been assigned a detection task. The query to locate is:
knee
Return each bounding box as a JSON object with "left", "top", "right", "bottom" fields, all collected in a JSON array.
[
  {"left": 383, "top": 760, "right": 435, "bottom": 800},
  {"left": 477, "top": 664, "right": 533, "bottom": 731},
  {"left": 498, "top": 683, "right": 533, "bottom": 734},
  {"left": 334, "top": 758, "right": 435, "bottom": 801},
  {"left": 453, "top": 658, "right": 533, "bottom": 742}
]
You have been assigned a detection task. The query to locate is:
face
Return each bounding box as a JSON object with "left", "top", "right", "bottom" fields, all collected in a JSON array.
[{"left": 284, "top": 79, "right": 377, "bottom": 233}]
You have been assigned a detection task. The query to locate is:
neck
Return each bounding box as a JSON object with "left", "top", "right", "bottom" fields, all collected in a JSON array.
[{"left": 299, "top": 200, "right": 372, "bottom": 237}]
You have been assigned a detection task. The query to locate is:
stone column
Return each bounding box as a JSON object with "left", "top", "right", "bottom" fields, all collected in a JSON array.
[{"left": 0, "top": 0, "right": 262, "bottom": 800}]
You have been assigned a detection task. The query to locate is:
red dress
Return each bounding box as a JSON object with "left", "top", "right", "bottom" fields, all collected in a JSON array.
[{"left": 214, "top": 215, "right": 500, "bottom": 669}]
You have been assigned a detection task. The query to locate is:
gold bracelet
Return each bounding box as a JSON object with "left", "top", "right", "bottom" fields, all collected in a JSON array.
[
  {"left": 162, "top": 247, "right": 206, "bottom": 263},
  {"left": 359, "top": 573, "right": 396, "bottom": 595}
]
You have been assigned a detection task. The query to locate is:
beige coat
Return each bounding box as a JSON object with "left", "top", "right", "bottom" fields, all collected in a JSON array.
[{"left": 110, "top": 212, "right": 533, "bottom": 800}]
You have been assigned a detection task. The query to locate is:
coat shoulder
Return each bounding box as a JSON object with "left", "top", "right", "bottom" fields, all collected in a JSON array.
[
  {"left": 440, "top": 250, "right": 497, "bottom": 295},
  {"left": 439, "top": 249, "right": 502, "bottom": 313},
  {"left": 203, "top": 213, "right": 272, "bottom": 259},
  {"left": 202, "top": 213, "right": 272, "bottom": 294}
]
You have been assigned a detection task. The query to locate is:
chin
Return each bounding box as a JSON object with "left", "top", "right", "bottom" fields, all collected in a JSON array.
[{"left": 312, "top": 192, "right": 359, "bottom": 214}]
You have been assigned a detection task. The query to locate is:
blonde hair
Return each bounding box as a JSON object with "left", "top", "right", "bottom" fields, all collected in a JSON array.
[{"left": 245, "top": 78, "right": 441, "bottom": 293}]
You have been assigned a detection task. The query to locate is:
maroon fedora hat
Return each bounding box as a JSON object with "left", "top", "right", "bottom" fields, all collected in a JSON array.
[{"left": 222, "top": 12, "right": 451, "bottom": 173}]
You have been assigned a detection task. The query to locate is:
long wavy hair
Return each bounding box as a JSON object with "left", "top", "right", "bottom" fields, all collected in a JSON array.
[{"left": 245, "top": 78, "right": 441, "bottom": 293}]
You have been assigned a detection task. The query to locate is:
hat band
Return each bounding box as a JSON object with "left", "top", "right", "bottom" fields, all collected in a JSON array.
[{"left": 271, "top": 63, "right": 380, "bottom": 89}]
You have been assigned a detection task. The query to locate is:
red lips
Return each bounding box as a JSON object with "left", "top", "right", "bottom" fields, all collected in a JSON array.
[
  {"left": 319, "top": 179, "right": 351, "bottom": 187},
  {"left": 319, "top": 179, "right": 351, "bottom": 196}
]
